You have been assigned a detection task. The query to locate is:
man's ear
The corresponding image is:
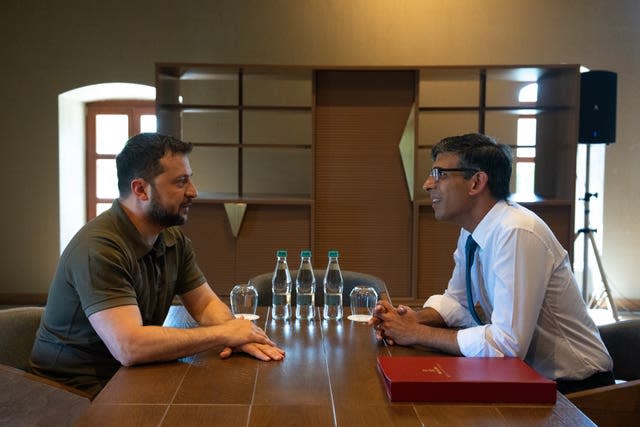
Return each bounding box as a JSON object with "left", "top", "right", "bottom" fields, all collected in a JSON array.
[
  {"left": 469, "top": 171, "right": 489, "bottom": 195},
  {"left": 130, "top": 178, "right": 150, "bottom": 201}
]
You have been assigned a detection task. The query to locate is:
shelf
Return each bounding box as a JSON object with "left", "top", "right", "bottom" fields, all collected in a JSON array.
[
  {"left": 158, "top": 63, "right": 579, "bottom": 305},
  {"left": 190, "top": 142, "right": 311, "bottom": 149},
  {"left": 194, "top": 192, "right": 313, "bottom": 205},
  {"left": 415, "top": 196, "right": 573, "bottom": 207},
  {"left": 418, "top": 105, "right": 572, "bottom": 113},
  {"left": 158, "top": 104, "right": 311, "bottom": 112}
]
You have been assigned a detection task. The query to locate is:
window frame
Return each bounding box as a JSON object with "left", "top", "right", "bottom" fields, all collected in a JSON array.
[{"left": 86, "top": 100, "right": 155, "bottom": 219}]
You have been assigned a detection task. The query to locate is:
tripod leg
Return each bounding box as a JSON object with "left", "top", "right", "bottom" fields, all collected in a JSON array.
[
  {"left": 574, "top": 230, "right": 591, "bottom": 302},
  {"left": 587, "top": 232, "right": 620, "bottom": 321},
  {"left": 582, "top": 230, "right": 590, "bottom": 301}
]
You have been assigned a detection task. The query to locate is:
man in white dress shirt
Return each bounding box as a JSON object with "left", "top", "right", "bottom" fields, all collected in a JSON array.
[{"left": 370, "top": 133, "right": 613, "bottom": 394}]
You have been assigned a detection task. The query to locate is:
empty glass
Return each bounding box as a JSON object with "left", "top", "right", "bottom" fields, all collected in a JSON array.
[
  {"left": 348, "top": 285, "right": 378, "bottom": 322},
  {"left": 230, "top": 283, "right": 259, "bottom": 320}
]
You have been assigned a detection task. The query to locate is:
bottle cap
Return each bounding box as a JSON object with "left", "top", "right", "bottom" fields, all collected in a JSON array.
[
  {"left": 301, "top": 250, "right": 312, "bottom": 257},
  {"left": 277, "top": 250, "right": 287, "bottom": 257},
  {"left": 328, "top": 250, "right": 339, "bottom": 258}
]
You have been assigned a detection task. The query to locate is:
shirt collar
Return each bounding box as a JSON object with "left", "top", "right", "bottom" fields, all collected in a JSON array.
[
  {"left": 468, "top": 199, "right": 513, "bottom": 251},
  {"left": 111, "top": 200, "right": 177, "bottom": 259}
]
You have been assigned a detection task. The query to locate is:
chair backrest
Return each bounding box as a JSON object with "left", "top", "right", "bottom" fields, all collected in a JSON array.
[
  {"left": 598, "top": 319, "right": 640, "bottom": 381},
  {"left": 567, "top": 378, "right": 640, "bottom": 426},
  {"left": 0, "top": 306, "right": 44, "bottom": 370},
  {"left": 248, "top": 270, "right": 387, "bottom": 307}
]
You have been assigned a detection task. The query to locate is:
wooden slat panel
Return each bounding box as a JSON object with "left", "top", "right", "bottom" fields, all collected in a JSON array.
[
  {"left": 417, "top": 205, "right": 460, "bottom": 300},
  {"left": 182, "top": 204, "right": 311, "bottom": 299},
  {"left": 315, "top": 71, "right": 414, "bottom": 299},
  {"left": 181, "top": 203, "right": 236, "bottom": 294},
  {"left": 236, "top": 205, "right": 311, "bottom": 282}
]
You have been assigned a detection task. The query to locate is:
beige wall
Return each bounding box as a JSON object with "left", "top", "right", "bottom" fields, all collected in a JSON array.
[{"left": 2, "top": 0, "right": 639, "bottom": 301}]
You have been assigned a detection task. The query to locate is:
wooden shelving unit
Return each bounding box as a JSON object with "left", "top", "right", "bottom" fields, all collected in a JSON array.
[{"left": 156, "top": 64, "right": 580, "bottom": 306}]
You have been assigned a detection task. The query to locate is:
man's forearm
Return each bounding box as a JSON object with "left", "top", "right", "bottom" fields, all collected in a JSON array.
[
  {"left": 180, "top": 283, "right": 235, "bottom": 326},
  {"left": 194, "top": 297, "right": 235, "bottom": 326},
  {"left": 414, "top": 324, "right": 462, "bottom": 355},
  {"left": 89, "top": 302, "right": 271, "bottom": 367},
  {"left": 102, "top": 322, "right": 226, "bottom": 367},
  {"left": 415, "top": 306, "right": 448, "bottom": 327}
]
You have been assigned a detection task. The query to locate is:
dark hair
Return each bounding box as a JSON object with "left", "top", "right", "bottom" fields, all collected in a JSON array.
[
  {"left": 432, "top": 133, "right": 512, "bottom": 200},
  {"left": 116, "top": 133, "right": 193, "bottom": 197}
]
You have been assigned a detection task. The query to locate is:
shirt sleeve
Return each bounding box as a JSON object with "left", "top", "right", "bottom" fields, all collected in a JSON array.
[
  {"left": 71, "top": 237, "right": 139, "bottom": 317},
  {"left": 457, "top": 228, "right": 556, "bottom": 358}
]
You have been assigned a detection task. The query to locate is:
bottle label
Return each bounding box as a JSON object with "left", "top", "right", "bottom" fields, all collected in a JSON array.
[
  {"left": 296, "top": 293, "right": 314, "bottom": 306},
  {"left": 272, "top": 293, "right": 290, "bottom": 305},
  {"left": 325, "top": 293, "right": 342, "bottom": 306}
]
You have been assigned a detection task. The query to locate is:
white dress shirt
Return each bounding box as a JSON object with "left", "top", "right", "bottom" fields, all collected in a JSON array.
[{"left": 424, "top": 200, "right": 612, "bottom": 380}]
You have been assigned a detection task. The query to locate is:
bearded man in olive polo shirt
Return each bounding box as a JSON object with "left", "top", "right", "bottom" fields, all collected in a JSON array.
[{"left": 30, "top": 133, "right": 284, "bottom": 397}]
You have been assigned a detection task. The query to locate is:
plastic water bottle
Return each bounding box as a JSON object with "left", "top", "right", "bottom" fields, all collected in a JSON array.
[
  {"left": 271, "top": 250, "right": 292, "bottom": 320},
  {"left": 295, "top": 250, "right": 316, "bottom": 320},
  {"left": 323, "top": 250, "right": 343, "bottom": 320}
]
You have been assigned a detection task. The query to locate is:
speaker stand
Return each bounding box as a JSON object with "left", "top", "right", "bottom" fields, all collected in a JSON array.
[{"left": 574, "top": 143, "right": 619, "bottom": 321}]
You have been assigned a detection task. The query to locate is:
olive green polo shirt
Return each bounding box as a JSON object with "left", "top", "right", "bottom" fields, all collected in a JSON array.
[{"left": 30, "top": 200, "right": 205, "bottom": 396}]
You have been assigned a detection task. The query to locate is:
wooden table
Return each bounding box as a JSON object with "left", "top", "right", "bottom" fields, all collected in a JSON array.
[
  {"left": 0, "top": 364, "right": 90, "bottom": 426},
  {"left": 76, "top": 305, "right": 595, "bottom": 426}
]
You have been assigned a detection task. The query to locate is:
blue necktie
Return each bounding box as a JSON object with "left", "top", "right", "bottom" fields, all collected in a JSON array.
[{"left": 465, "top": 235, "right": 484, "bottom": 325}]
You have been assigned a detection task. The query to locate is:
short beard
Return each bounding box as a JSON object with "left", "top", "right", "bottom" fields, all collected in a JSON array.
[{"left": 148, "top": 192, "right": 187, "bottom": 228}]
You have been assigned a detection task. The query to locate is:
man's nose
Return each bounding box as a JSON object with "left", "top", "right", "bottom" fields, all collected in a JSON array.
[
  {"left": 187, "top": 181, "right": 198, "bottom": 198},
  {"left": 423, "top": 175, "right": 436, "bottom": 192}
]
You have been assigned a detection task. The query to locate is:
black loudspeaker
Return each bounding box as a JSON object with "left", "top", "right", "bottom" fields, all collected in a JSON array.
[{"left": 579, "top": 70, "right": 617, "bottom": 144}]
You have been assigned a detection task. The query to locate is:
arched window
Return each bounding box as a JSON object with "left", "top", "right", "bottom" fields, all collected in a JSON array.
[
  {"left": 58, "top": 83, "right": 155, "bottom": 252},
  {"left": 86, "top": 100, "right": 156, "bottom": 218}
]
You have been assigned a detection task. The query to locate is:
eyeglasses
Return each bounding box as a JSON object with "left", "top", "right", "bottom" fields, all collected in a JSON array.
[{"left": 428, "top": 167, "right": 480, "bottom": 182}]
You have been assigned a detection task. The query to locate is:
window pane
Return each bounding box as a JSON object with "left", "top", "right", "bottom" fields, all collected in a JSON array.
[
  {"left": 96, "top": 203, "right": 112, "bottom": 216},
  {"left": 517, "top": 118, "right": 537, "bottom": 146},
  {"left": 96, "top": 114, "right": 129, "bottom": 154},
  {"left": 140, "top": 115, "right": 157, "bottom": 132},
  {"left": 515, "top": 162, "right": 535, "bottom": 195},
  {"left": 517, "top": 147, "right": 536, "bottom": 158},
  {"left": 96, "top": 159, "right": 119, "bottom": 199},
  {"left": 518, "top": 83, "right": 538, "bottom": 103}
]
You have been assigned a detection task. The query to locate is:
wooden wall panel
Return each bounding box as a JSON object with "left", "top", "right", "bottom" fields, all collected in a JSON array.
[
  {"left": 182, "top": 203, "right": 311, "bottom": 299},
  {"left": 417, "top": 206, "right": 460, "bottom": 301},
  {"left": 235, "top": 205, "right": 311, "bottom": 283},
  {"left": 181, "top": 204, "right": 236, "bottom": 294},
  {"left": 315, "top": 71, "right": 415, "bottom": 298}
]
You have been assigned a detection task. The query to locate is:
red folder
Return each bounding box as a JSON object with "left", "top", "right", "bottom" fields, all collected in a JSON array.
[{"left": 377, "top": 356, "right": 556, "bottom": 404}]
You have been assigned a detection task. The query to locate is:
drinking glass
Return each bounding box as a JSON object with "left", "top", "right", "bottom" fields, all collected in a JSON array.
[
  {"left": 348, "top": 285, "right": 378, "bottom": 322},
  {"left": 230, "top": 283, "right": 259, "bottom": 320}
]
